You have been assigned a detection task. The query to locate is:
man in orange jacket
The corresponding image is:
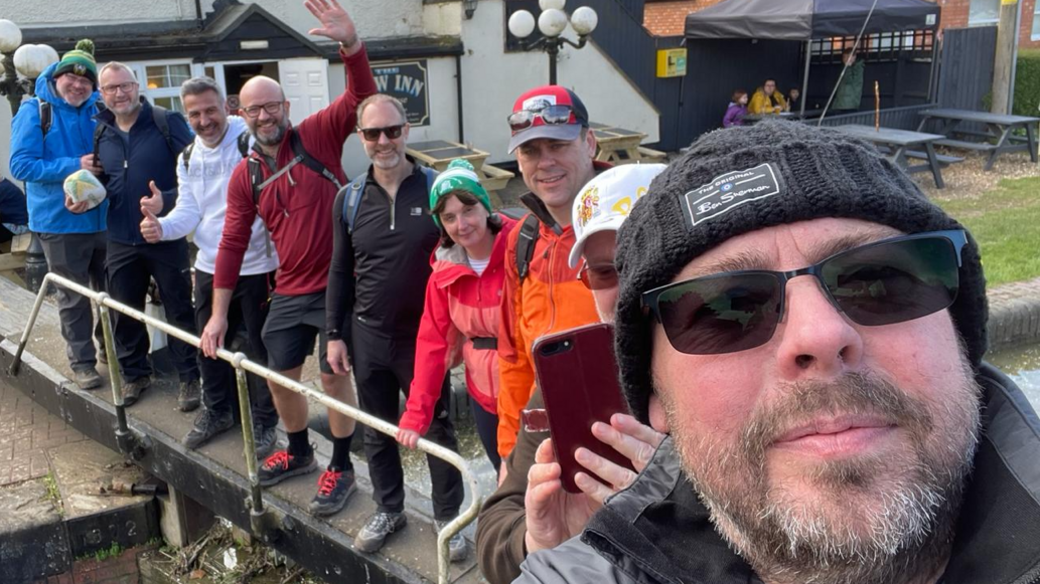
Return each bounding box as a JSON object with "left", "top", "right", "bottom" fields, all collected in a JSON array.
[{"left": 496, "top": 86, "right": 602, "bottom": 462}]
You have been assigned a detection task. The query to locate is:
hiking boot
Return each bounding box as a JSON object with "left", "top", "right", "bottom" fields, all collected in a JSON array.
[
  {"left": 183, "top": 408, "right": 234, "bottom": 450},
  {"left": 72, "top": 367, "right": 103, "bottom": 390},
  {"left": 355, "top": 512, "right": 407, "bottom": 553},
  {"left": 121, "top": 376, "right": 151, "bottom": 406},
  {"left": 435, "top": 519, "right": 471, "bottom": 563},
  {"left": 254, "top": 424, "right": 278, "bottom": 460},
  {"left": 257, "top": 449, "right": 317, "bottom": 487},
  {"left": 308, "top": 469, "right": 357, "bottom": 517},
  {"left": 96, "top": 344, "right": 108, "bottom": 366},
  {"left": 177, "top": 379, "right": 201, "bottom": 412}
]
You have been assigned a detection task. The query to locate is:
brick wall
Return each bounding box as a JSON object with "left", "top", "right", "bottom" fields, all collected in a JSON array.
[
  {"left": 644, "top": 0, "right": 1040, "bottom": 49},
  {"left": 34, "top": 546, "right": 148, "bottom": 584}
]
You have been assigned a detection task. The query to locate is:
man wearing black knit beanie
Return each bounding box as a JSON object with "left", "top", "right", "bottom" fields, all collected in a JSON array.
[{"left": 513, "top": 121, "right": 1040, "bottom": 584}]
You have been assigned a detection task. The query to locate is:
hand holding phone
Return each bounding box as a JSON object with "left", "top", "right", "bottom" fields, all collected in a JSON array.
[{"left": 532, "top": 323, "right": 635, "bottom": 493}]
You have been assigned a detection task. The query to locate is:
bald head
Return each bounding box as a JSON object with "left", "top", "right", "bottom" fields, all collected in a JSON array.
[{"left": 240, "top": 75, "right": 285, "bottom": 104}]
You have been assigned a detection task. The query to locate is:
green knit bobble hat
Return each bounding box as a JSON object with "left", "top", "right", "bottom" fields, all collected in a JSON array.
[
  {"left": 428, "top": 158, "right": 492, "bottom": 227},
  {"left": 54, "top": 39, "right": 98, "bottom": 86}
]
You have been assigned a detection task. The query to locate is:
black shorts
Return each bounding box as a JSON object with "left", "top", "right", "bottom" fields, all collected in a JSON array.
[{"left": 261, "top": 291, "right": 332, "bottom": 374}]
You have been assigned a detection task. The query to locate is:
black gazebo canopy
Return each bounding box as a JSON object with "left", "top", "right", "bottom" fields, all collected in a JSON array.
[{"left": 685, "top": 0, "right": 940, "bottom": 41}]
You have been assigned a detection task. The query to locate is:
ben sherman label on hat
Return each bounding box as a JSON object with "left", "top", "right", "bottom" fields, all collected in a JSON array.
[{"left": 680, "top": 163, "right": 784, "bottom": 227}]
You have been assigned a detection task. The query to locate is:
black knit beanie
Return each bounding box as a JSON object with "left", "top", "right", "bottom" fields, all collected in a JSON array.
[{"left": 614, "top": 121, "right": 987, "bottom": 423}]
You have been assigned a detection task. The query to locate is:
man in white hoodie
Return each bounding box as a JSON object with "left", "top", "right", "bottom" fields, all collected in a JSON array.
[{"left": 140, "top": 76, "right": 279, "bottom": 454}]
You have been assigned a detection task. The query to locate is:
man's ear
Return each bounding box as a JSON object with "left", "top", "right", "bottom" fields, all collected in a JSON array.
[{"left": 648, "top": 393, "right": 669, "bottom": 434}]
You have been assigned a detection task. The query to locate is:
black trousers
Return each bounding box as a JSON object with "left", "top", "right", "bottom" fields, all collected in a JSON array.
[
  {"left": 37, "top": 231, "right": 107, "bottom": 371},
  {"left": 194, "top": 270, "right": 278, "bottom": 428},
  {"left": 351, "top": 320, "right": 463, "bottom": 520},
  {"left": 106, "top": 239, "right": 199, "bottom": 382}
]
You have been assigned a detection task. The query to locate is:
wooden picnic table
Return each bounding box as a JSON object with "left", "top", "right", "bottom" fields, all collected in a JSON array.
[
  {"left": 916, "top": 108, "right": 1040, "bottom": 171},
  {"left": 405, "top": 139, "right": 514, "bottom": 205},
  {"left": 589, "top": 122, "right": 666, "bottom": 164},
  {"left": 837, "top": 124, "right": 949, "bottom": 189}
]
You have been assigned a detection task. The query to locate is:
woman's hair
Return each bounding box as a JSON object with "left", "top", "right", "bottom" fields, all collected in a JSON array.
[
  {"left": 731, "top": 89, "right": 747, "bottom": 102},
  {"left": 432, "top": 189, "right": 502, "bottom": 248}
]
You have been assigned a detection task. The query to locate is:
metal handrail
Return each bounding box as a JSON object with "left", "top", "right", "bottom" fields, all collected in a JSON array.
[{"left": 9, "top": 272, "right": 481, "bottom": 584}]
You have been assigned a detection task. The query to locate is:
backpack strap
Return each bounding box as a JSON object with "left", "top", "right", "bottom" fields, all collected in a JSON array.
[
  {"left": 246, "top": 155, "right": 274, "bottom": 258},
  {"left": 150, "top": 104, "right": 178, "bottom": 155},
  {"left": 341, "top": 174, "right": 368, "bottom": 235},
  {"left": 419, "top": 165, "right": 437, "bottom": 193},
  {"left": 92, "top": 124, "right": 106, "bottom": 164},
  {"left": 288, "top": 130, "right": 342, "bottom": 190},
  {"left": 181, "top": 142, "right": 196, "bottom": 173},
  {"left": 237, "top": 131, "right": 251, "bottom": 158},
  {"left": 38, "top": 101, "right": 52, "bottom": 137},
  {"left": 515, "top": 214, "right": 541, "bottom": 283}
]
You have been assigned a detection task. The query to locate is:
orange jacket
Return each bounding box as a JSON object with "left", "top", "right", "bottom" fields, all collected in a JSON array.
[{"left": 496, "top": 214, "right": 598, "bottom": 459}]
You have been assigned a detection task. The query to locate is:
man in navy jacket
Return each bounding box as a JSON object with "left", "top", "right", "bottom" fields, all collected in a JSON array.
[{"left": 85, "top": 61, "right": 198, "bottom": 409}]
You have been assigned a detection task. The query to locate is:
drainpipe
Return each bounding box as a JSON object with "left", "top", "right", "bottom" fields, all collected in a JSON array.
[
  {"left": 456, "top": 53, "right": 465, "bottom": 143},
  {"left": 195, "top": 0, "right": 204, "bottom": 29}
]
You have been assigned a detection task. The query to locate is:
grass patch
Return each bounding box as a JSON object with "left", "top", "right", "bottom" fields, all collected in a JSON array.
[
  {"left": 76, "top": 541, "right": 124, "bottom": 563},
  {"left": 41, "top": 472, "right": 63, "bottom": 517},
  {"left": 934, "top": 176, "right": 1040, "bottom": 286}
]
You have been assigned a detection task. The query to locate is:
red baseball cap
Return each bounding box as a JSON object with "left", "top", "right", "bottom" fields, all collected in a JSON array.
[{"left": 508, "top": 85, "right": 590, "bottom": 153}]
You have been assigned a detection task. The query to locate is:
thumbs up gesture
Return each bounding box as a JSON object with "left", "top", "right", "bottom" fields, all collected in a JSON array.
[
  {"left": 140, "top": 206, "right": 163, "bottom": 243},
  {"left": 141, "top": 181, "right": 164, "bottom": 217}
]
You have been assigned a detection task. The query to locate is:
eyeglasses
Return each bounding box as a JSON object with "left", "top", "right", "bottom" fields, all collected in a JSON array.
[
  {"left": 579, "top": 261, "right": 618, "bottom": 291},
  {"left": 358, "top": 125, "right": 404, "bottom": 141},
  {"left": 508, "top": 105, "right": 575, "bottom": 133},
  {"left": 641, "top": 230, "right": 967, "bottom": 356},
  {"left": 241, "top": 102, "right": 283, "bottom": 118},
  {"left": 100, "top": 82, "right": 137, "bottom": 95},
  {"left": 60, "top": 74, "right": 93, "bottom": 88}
]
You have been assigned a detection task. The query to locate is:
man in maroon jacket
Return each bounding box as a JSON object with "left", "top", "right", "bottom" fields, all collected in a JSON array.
[{"left": 203, "top": 0, "right": 376, "bottom": 517}]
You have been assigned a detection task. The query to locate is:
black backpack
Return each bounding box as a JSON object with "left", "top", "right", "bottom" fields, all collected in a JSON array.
[
  {"left": 340, "top": 165, "right": 437, "bottom": 235},
  {"left": 246, "top": 130, "right": 342, "bottom": 212},
  {"left": 181, "top": 131, "right": 251, "bottom": 173},
  {"left": 91, "top": 103, "right": 180, "bottom": 161}
]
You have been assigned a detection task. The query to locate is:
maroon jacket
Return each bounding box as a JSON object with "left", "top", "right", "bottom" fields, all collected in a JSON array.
[{"left": 214, "top": 47, "right": 377, "bottom": 295}]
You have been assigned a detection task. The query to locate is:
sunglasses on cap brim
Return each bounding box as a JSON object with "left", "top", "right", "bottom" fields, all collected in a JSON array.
[
  {"left": 641, "top": 230, "right": 967, "bottom": 356},
  {"left": 508, "top": 105, "right": 577, "bottom": 133}
]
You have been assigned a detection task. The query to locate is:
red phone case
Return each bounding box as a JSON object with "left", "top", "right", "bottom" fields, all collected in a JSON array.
[{"left": 532, "top": 323, "right": 635, "bottom": 493}]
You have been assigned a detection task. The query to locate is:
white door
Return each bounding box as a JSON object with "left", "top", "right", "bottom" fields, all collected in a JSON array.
[{"left": 278, "top": 58, "right": 330, "bottom": 125}]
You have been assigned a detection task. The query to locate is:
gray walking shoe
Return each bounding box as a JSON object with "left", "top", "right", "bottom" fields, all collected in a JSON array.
[
  {"left": 435, "top": 519, "right": 470, "bottom": 563},
  {"left": 72, "top": 367, "right": 103, "bottom": 390},
  {"left": 121, "top": 376, "right": 151, "bottom": 406},
  {"left": 254, "top": 424, "right": 278, "bottom": 460},
  {"left": 177, "top": 379, "right": 201, "bottom": 412},
  {"left": 183, "top": 408, "right": 234, "bottom": 449},
  {"left": 355, "top": 512, "right": 407, "bottom": 553}
]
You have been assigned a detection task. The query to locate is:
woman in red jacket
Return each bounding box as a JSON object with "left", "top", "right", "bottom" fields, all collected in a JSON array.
[{"left": 396, "top": 159, "right": 516, "bottom": 469}]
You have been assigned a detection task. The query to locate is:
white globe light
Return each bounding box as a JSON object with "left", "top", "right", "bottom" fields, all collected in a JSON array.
[
  {"left": 0, "top": 19, "right": 22, "bottom": 54},
  {"left": 539, "top": 0, "right": 566, "bottom": 10},
  {"left": 14, "top": 44, "right": 58, "bottom": 79},
  {"left": 508, "top": 10, "right": 536, "bottom": 39},
  {"left": 570, "top": 7, "right": 598, "bottom": 36},
  {"left": 538, "top": 8, "right": 568, "bottom": 38}
]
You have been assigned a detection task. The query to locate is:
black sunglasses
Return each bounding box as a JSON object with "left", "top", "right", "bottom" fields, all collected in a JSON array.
[
  {"left": 358, "top": 125, "right": 404, "bottom": 141},
  {"left": 642, "top": 230, "right": 967, "bottom": 356},
  {"left": 508, "top": 105, "right": 575, "bottom": 133}
]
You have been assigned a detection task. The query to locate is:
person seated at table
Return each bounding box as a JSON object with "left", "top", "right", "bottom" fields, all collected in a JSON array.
[
  {"left": 787, "top": 87, "right": 802, "bottom": 112},
  {"left": 748, "top": 78, "right": 788, "bottom": 115},
  {"left": 722, "top": 89, "right": 748, "bottom": 128}
]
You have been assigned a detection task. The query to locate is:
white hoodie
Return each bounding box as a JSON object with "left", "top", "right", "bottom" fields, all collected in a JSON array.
[{"left": 160, "top": 116, "right": 278, "bottom": 276}]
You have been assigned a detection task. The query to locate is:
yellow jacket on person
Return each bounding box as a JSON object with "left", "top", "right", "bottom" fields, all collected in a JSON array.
[{"left": 748, "top": 88, "right": 788, "bottom": 115}]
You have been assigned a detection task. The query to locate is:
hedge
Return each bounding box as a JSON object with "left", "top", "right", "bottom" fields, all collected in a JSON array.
[{"left": 1013, "top": 49, "right": 1040, "bottom": 117}]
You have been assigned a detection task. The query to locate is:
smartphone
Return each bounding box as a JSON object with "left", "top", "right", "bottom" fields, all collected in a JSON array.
[{"left": 532, "top": 323, "right": 634, "bottom": 493}]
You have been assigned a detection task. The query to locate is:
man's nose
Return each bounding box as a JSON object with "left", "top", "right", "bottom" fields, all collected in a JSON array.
[{"left": 773, "top": 276, "right": 864, "bottom": 381}]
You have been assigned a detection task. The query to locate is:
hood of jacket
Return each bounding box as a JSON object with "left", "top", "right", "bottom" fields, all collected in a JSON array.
[
  {"left": 581, "top": 362, "right": 1040, "bottom": 584},
  {"left": 430, "top": 213, "right": 517, "bottom": 289}
]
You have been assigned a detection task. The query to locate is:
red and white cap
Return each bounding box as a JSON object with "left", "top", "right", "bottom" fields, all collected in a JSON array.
[
  {"left": 508, "top": 85, "right": 590, "bottom": 153},
  {"left": 569, "top": 163, "right": 667, "bottom": 268}
]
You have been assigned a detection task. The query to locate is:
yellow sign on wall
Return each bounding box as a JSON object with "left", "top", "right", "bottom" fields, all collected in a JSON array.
[{"left": 656, "top": 48, "right": 687, "bottom": 78}]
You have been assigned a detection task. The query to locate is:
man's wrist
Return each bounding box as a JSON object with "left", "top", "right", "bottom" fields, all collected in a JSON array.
[{"left": 339, "top": 36, "right": 360, "bottom": 54}]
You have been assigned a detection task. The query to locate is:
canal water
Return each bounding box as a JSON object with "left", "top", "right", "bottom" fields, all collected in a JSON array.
[{"left": 986, "top": 343, "right": 1040, "bottom": 410}]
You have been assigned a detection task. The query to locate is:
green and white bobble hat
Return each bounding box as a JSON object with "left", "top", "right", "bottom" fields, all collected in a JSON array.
[{"left": 428, "top": 159, "right": 492, "bottom": 227}]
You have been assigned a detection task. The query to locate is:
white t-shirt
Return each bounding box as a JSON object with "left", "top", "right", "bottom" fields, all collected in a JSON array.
[{"left": 469, "top": 255, "right": 490, "bottom": 276}]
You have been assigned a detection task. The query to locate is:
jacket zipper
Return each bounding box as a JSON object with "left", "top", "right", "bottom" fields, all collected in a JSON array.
[
  {"left": 545, "top": 237, "right": 558, "bottom": 334},
  {"left": 390, "top": 195, "right": 396, "bottom": 231}
]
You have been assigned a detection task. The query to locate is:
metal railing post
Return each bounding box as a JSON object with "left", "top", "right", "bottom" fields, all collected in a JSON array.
[
  {"left": 8, "top": 273, "right": 53, "bottom": 376},
  {"left": 7, "top": 273, "right": 480, "bottom": 582}
]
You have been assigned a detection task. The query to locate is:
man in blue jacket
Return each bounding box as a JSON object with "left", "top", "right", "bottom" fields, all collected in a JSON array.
[
  {"left": 11, "top": 40, "right": 108, "bottom": 390},
  {"left": 86, "top": 61, "right": 198, "bottom": 409}
]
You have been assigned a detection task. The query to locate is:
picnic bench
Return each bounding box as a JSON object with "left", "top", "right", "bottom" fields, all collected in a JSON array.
[
  {"left": 589, "top": 122, "right": 666, "bottom": 164},
  {"left": 406, "top": 140, "right": 514, "bottom": 206},
  {"left": 836, "top": 124, "right": 949, "bottom": 189},
  {"left": 916, "top": 108, "right": 1040, "bottom": 171}
]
